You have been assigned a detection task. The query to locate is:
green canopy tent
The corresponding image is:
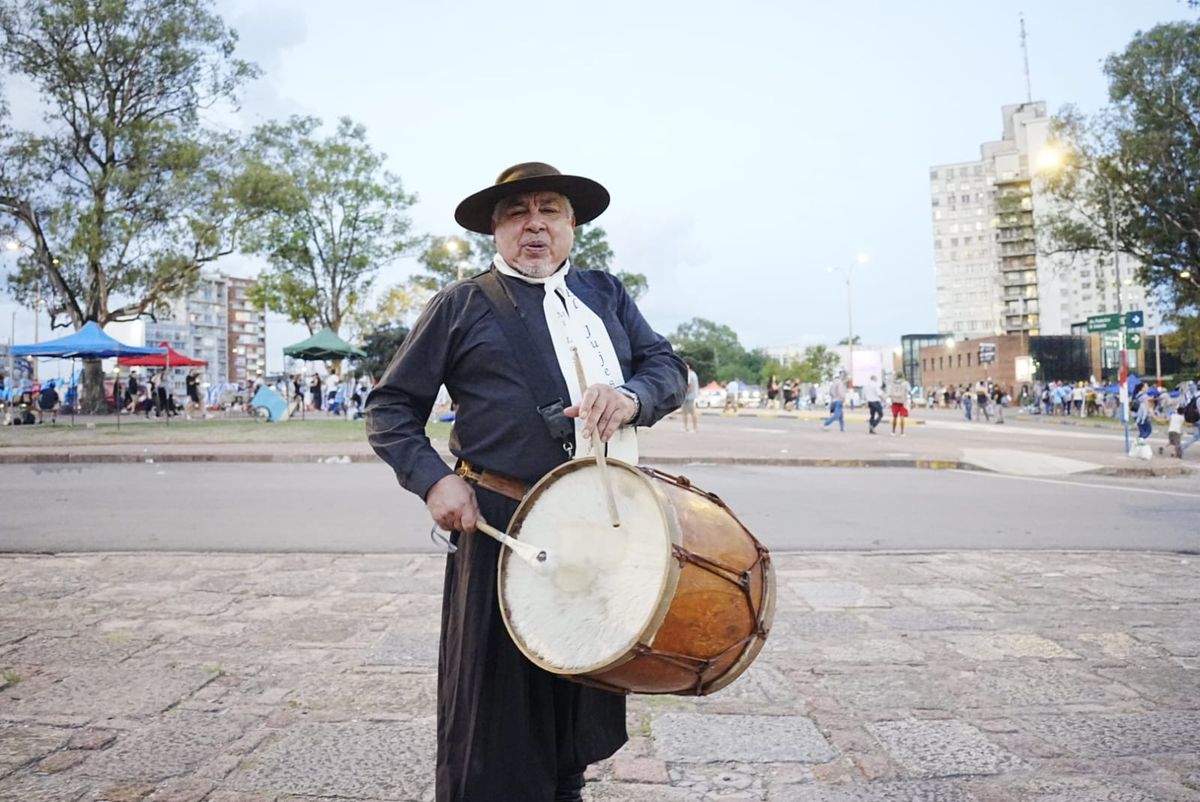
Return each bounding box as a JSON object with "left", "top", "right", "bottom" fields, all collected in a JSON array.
[{"left": 282, "top": 328, "right": 367, "bottom": 418}]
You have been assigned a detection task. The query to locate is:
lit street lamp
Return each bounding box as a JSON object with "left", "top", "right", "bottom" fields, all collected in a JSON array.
[{"left": 828, "top": 253, "right": 869, "bottom": 386}]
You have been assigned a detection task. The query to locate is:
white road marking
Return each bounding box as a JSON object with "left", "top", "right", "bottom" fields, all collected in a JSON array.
[{"left": 951, "top": 469, "right": 1200, "bottom": 499}]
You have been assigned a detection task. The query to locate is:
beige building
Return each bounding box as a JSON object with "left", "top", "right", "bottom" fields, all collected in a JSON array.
[{"left": 930, "top": 101, "right": 1156, "bottom": 340}]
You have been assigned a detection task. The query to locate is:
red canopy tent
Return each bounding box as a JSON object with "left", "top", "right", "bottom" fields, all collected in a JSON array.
[
  {"left": 117, "top": 343, "right": 207, "bottom": 367},
  {"left": 702, "top": 380, "right": 724, "bottom": 391}
]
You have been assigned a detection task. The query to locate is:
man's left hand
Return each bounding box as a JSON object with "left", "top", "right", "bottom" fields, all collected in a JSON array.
[{"left": 565, "top": 384, "right": 636, "bottom": 443}]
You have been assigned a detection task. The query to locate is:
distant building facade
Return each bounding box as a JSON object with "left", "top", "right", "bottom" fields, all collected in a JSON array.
[
  {"left": 226, "top": 277, "right": 266, "bottom": 388},
  {"left": 930, "top": 101, "right": 1156, "bottom": 340}
]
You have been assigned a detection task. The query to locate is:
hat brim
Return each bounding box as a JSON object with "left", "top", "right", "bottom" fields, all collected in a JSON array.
[{"left": 454, "top": 174, "right": 610, "bottom": 234}]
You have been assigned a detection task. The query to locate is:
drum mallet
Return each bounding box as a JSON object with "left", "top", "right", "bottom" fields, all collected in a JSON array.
[
  {"left": 571, "top": 347, "right": 622, "bottom": 528},
  {"left": 477, "top": 519, "right": 553, "bottom": 571}
]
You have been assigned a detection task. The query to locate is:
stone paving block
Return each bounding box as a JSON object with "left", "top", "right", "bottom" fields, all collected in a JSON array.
[
  {"left": 652, "top": 713, "right": 836, "bottom": 763},
  {"left": 867, "top": 608, "right": 987, "bottom": 632},
  {"left": 1075, "top": 632, "right": 1163, "bottom": 660},
  {"left": 242, "top": 614, "right": 364, "bottom": 646},
  {"left": 364, "top": 623, "right": 440, "bottom": 668},
  {"left": 1018, "top": 711, "right": 1200, "bottom": 757},
  {"left": 778, "top": 610, "right": 875, "bottom": 638},
  {"left": 670, "top": 761, "right": 768, "bottom": 794},
  {"left": 0, "top": 724, "right": 71, "bottom": 776},
  {"left": 975, "top": 776, "right": 1170, "bottom": 801},
  {"left": 819, "top": 639, "right": 926, "bottom": 665},
  {"left": 867, "top": 720, "right": 1020, "bottom": 779},
  {"left": 1098, "top": 667, "right": 1200, "bottom": 709},
  {"left": 943, "top": 634, "right": 1079, "bottom": 661},
  {"left": 35, "top": 750, "right": 87, "bottom": 773},
  {"left": 814, "top": 669, "right": 966, "bottom": 714},
  {"left": 583, "top": 781, "right": 692, "bottom": 800},
  {"left": 144, "top": 777, "right": 214, "bottom": 802},
  {"left": 771, "top": 781, "right": 981, "bottom": 801},
  {"left": 971, "top": 663, "right": 1138, "bottom": 708},
  {"left": 695, "top": 662, "right": 796, "bottom": 710},
  {"left": 899, "top": 588, "right": 994, "bottom": 608},
  {"left": 288, "top": 670, "right": 437, "bottom": 719},
  {"left": 82, "top": 711, "right": 253, "bottom": 783},
  {"left": 612, "top": 756, "right": 669, "bottom": 784},
  {"left": 4, "top": 662, "right": 218, "bottom": 720},
  {"left": 348, "top": 573, "right": 444, "bottom": 595},
  {"left": 226, "top": 719, "right": 434, "bottom": 800},
  {"left": 792, "top": 582, "right": 891, "bottom": 610},
  {"left": 7, "top": 632, "right": 157, "bottom": 666},
  {"left": 0, "top": 769, "right": 94, "bottom": 802}
]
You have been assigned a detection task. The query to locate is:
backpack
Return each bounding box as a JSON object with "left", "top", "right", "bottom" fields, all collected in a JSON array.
[
  {"left": 1185, "top": 396, "right": 1200, "bottom": 424},
  {"left": 1129, "top": 396, "right": 1140, "bottom": 414}
]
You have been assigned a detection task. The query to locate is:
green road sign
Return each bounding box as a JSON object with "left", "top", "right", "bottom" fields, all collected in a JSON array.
[
  {"left": 1125, "top": 331, "right": 1143, "bottom": 349},
  {"left": 1124, "top": 310, "right": 1145, "bottom": 329},
  {"left": 1086, "top": 313, "right": 1121, "bottom": 333}
]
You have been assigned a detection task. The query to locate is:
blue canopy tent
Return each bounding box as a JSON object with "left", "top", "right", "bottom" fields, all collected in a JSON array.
[{"left": 12, "top": 321, "right": 166, "bottom": 426}]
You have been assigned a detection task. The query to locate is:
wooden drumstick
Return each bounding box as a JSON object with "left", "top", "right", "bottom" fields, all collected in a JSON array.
[
  {"left": 571, "top": 347, "right": 621, "bottom": 528},
  {"left": 476, "top": 519, "right": 551, "bottom": 569}
]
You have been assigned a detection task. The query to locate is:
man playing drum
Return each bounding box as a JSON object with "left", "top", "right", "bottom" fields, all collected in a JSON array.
[{"left": 365, "top": 162, "right": 687, "bottom": 802}]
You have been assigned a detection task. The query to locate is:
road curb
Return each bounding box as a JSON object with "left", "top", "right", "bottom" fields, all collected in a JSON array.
[{"left": 0, "top": 450, "right": 1187, "bottom": 478}]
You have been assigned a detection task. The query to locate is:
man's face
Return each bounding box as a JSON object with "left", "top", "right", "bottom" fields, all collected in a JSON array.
[{"left": 492, "top": 191, "right": 575, "bottom": 278}]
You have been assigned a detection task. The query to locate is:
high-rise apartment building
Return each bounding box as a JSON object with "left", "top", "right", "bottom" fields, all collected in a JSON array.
[
  {"left": 226, "top": 276, "right": 267, "bottom": 387},
  {"left": 108, "top": 271, "right": 266, "bottom": 395},
  {"left": 930, "top": 101, "right": 1154, "bottom": 341}
]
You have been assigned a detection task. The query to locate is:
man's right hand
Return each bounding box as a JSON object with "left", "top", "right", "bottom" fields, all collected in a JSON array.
[{"left": 426, "top": 474, "right": 480, "bottom": 533}]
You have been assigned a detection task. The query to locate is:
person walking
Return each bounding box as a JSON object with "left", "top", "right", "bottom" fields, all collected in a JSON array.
[
  {"left": 887, "top": 373, "right": 912, "bottom": 436},
  {"left": 1178, "top": 381, "right": 1200, "bottom": 458},
  {"left": 821, "top": 370, "right": 847, "bottom": 432},
  {"left": 185, "top": 371, "right": 202, "bottom": 419},
  {"left": 723, "top": 378, "right": 740, "bottom": 414},
  {"left": 365, "top": 161, "right": 686, "bottom": 802},
  {"left": 682, "top": 363, "right": 700, "bottom": 432},
  {"left": 862, "top": 373, "right": 883, "bottom": 434},
  {"left": 1133, "top": 381, "right": 1153, "bottom": 450}
]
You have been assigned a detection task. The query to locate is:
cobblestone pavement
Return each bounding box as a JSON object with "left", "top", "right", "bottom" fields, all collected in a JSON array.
[{"left": 1, "top": 550, "right": 1197, "bottom": 801}]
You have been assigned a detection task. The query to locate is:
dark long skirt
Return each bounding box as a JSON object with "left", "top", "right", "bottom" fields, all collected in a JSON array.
[{"left": 436, "top": 488, "right": 627, "bottom": 802}]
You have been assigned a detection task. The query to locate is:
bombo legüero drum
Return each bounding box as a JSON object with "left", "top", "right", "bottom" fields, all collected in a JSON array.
[{"left": 498, "top": 459, "right": 774, "bottom": 696}]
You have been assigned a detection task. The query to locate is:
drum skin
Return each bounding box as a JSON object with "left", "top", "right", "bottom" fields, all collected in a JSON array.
[{"left": 500, "top": 462, "right": 774, "bottom": 696}]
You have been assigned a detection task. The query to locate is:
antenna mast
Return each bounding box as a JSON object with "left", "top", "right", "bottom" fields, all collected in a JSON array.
[{"left": 1020, "top": 13, "right": 1032, "bottom": 103}]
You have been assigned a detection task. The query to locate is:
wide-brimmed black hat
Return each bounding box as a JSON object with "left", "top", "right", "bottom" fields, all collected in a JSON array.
[{"left": 454, "top": 162, "right": 610, "bottom": 234}]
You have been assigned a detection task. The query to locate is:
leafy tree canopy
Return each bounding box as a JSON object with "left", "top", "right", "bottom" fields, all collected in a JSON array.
[
  {"left": 359, "top": 322, "right": 409, "bottom": 381},
  {"left": 1039, "top": 19, "right": 1200, "bottom": 339},
  {"left": 241, "top": 115, "right": 418, "bottom": 337},
  {"left": 0, "top": 0, "right": 259, "bottom": 331}
]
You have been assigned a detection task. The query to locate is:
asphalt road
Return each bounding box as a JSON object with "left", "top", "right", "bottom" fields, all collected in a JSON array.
[{"left": 4, "top": 462, "right": 1198, "bottom": 553}]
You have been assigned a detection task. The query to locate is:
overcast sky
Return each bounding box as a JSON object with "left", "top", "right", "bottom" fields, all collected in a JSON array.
[{"left": 3, "top": 0, "right": 1194, "bottom": 373}]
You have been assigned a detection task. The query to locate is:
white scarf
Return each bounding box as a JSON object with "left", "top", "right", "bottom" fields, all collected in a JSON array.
[{"left": 492, "top": 255, "right": 639, "bottom": 463}]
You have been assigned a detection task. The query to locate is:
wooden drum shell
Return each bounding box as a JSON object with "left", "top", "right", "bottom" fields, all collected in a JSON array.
[{"left": 499, "top": 462, "right": 774, "bottom": 696}]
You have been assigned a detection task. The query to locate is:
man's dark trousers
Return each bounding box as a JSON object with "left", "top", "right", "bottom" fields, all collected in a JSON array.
[{"left": 867, "top": 401, "right": 883, "bottom": 432}]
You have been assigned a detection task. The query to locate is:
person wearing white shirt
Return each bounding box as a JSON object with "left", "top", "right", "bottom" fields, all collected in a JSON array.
[{"left": 862, "top": 374, "right": 883, "bottom": 434}]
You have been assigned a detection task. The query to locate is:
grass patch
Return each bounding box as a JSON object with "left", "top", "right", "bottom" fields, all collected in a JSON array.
[{"left": 2, "top": 669, "right": 20, "bottom": 685}]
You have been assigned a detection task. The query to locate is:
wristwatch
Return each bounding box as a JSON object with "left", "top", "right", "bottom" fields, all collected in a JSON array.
[{"left": 615, "top": 385, "right": 641, "bottom": 423}]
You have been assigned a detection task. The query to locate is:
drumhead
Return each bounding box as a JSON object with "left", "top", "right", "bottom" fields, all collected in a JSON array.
[{"left": 500, "top": 461, "right": 677, "bottom": 674}]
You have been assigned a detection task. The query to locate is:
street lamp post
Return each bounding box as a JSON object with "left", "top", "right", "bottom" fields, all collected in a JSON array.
[
  {"left": 829, "top": 253, "right": 868, "bottom": 386},
  {"left": 1105, "top": 183, "right": 1131, "bottom": 455}
]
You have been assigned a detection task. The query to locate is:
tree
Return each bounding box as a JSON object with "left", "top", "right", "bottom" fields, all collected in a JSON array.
[
  {"left": 242, "top": 116, "right": 418, "bottom": 337},
  {"left": 795, "top": 345, "right": 841, "bottom": 384},
  {"left": 0, "top": 0, "right": 259, "bottom": 410},
  {"left": 359, "top": 322, "right": 409, "bottom": 380},
  {"left": 412, "top": 223, "right": 648, "bottom": 298},
  {"left": 1039, "top": 21, "right": 1200, "bottom": 326}
]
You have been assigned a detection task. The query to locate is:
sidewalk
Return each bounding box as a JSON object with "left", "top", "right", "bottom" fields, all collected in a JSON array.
[
  {"left": 1, "top": 550, "right": 1197, "bottom": 801},
  {"left": 0, "top": 409, "right": 1192, "bottom": 478}
]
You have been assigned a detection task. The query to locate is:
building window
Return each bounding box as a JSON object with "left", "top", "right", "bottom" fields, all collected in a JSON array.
[
  {"left": 957, "top": 354, "right": 962, "bottom": 367},
  {"left": 967, "top": 353, "right": 972, "bottom": 366}
]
